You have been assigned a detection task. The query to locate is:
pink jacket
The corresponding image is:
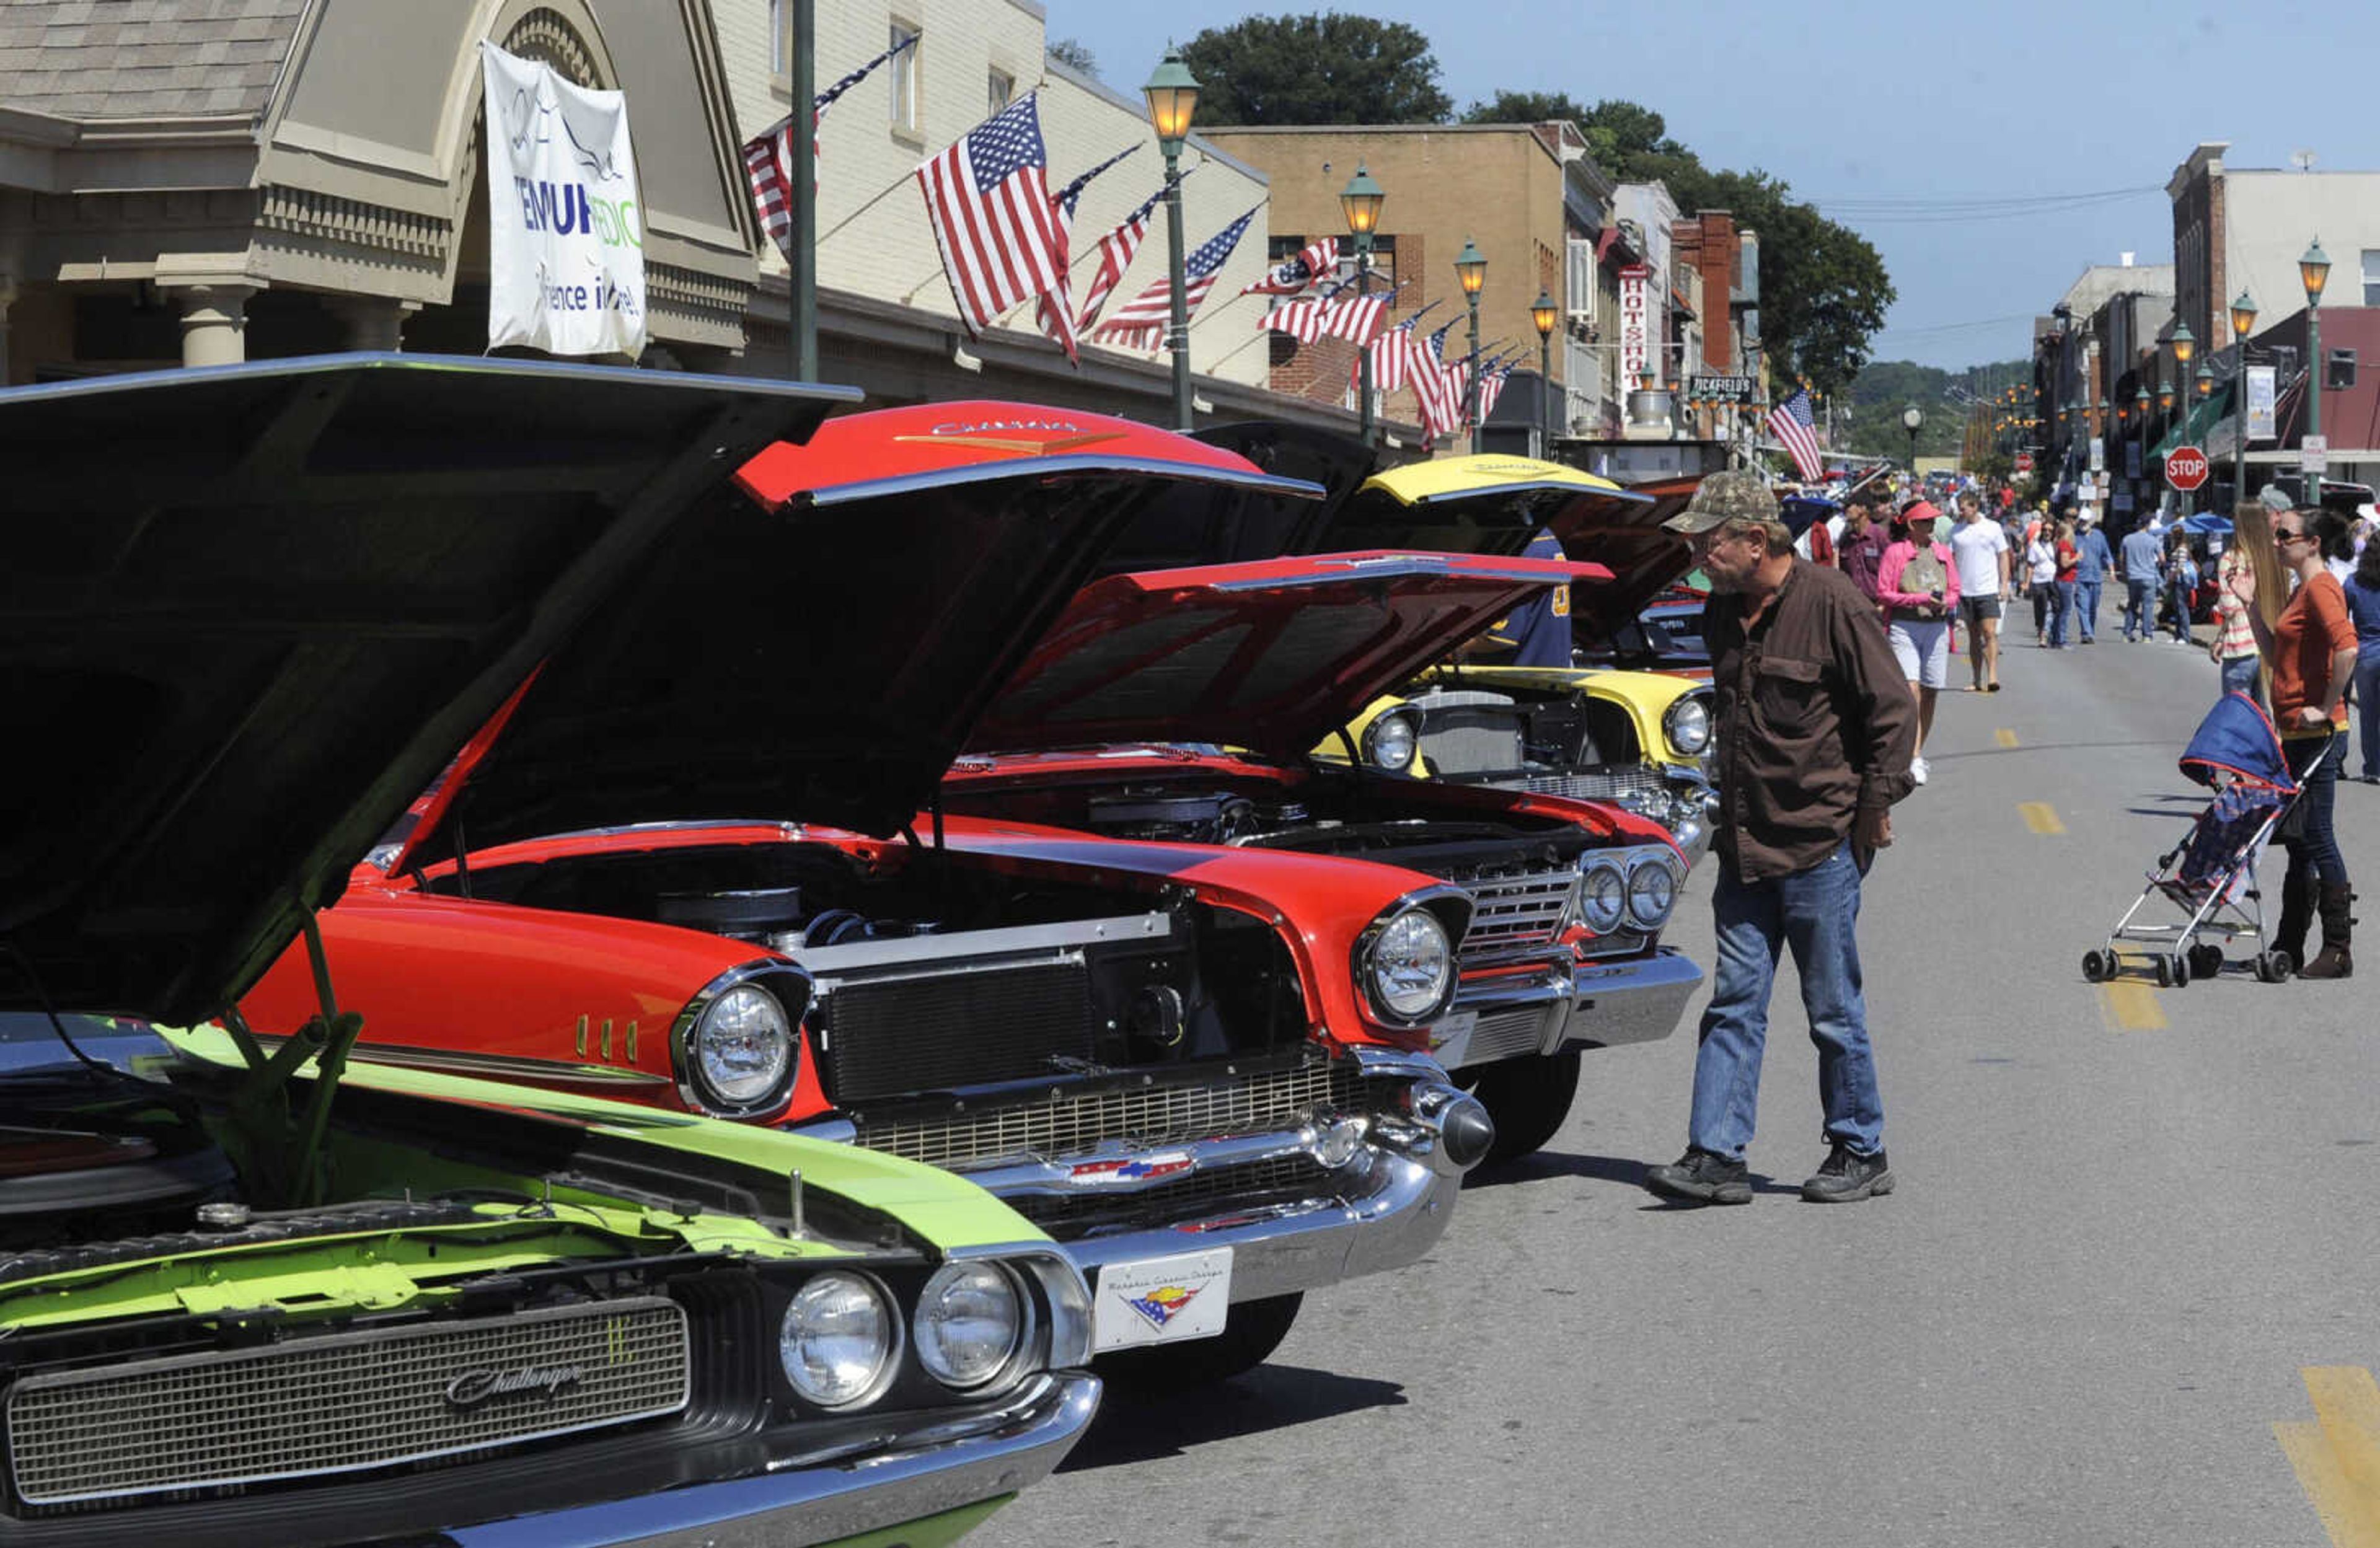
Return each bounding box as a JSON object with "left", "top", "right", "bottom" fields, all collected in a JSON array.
[{"left": 1877, "top": 539, "right": 1962, "bottom": 617}]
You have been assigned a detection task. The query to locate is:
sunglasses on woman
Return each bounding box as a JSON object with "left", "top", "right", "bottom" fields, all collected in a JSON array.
[{"left": 2273, "top": 526, "right": 2311, "bottom": 545}]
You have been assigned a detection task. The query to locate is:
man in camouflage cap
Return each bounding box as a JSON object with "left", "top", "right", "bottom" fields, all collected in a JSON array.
[{"left": 1644, "top": 468, "right": 1919, "bottom": 1207}]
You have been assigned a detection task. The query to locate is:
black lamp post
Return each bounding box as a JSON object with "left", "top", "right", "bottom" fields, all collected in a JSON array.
[
  {"left": 2230, "top": 289, "right": 2258, "bottom": 502},
  {"left": 1455, "top": 237, "right": 1487, "bottom": 451},
  {"left": 1530, "top": 288, "right": 1559, "bottom": 457},
  {"left": 1142, "top": 48, "right": 1201, "bottom": 430},
  {"left": 2301, "top": 238, "right": 2331, "bottom": 462},
  {"left": 1339, "top": 162, "right": 1385, "bottom": 444}
]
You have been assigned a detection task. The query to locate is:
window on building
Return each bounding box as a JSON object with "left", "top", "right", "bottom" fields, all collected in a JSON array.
[
  {"left": 988, "top": 68, "right": 1014, "bottom": 114},
  {"left": 769, "top": 0, "right": 787, "bottom": 76},
  {"left": 889, "top": 22, "right": 920, "bottom": 132},
  {"left": 2363, "top": 248, "right": 2380, "bottom": 306}
]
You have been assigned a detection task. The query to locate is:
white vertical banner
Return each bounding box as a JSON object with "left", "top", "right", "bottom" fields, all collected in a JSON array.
[
  {"left": 480, "top": 41, "right": 646, "bottom": 358},
  {"left": 1618, "top": 264, "right": 1651, "bottom": 387}
]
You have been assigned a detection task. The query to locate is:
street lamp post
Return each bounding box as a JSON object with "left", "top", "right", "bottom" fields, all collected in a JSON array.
[
  {"left": 2169, "top": 320, "right": 2194, "bottom": 505},
  {"left": 1530, "top": 288, "right": 1559, "bottom": 459},
  {"left": 1902, "top": 402, "right": 1922, "bottom": 473},
  {"left": 1339, "top": 162, "right": 1385, "bottom": 444},
  {"left": 1142, "top": 48, "right": 1201, "bottom": 431},
  {"left": 2230, "top": 289, "right": 2257, "bottom": 504},
  {"left": 1455, "top": 237, "right": 1487, "bottom": 452},
  {"left": 2301, "top": 239, "right": 2330, "bottom": 484}
]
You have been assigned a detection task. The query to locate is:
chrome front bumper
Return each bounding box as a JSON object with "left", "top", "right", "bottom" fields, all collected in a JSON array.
[
  {"left": 1564, "top": 946, "right": 1703, "bottom": 1049},
  {"left": 443, "top": 1371, "right": 1100, "bottom": 1548}
]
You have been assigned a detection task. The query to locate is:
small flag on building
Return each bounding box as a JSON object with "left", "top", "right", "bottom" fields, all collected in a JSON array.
[
  {"left": 741, "top": 32, "right": 917, "bottom": 260},
  {"left": 1768, "top": 385, "right": 1825, "bottom": 480},
  {"left": 917, "top": 92, "right": 1067, "bottom": 337},
  {"left": 1263, "top": 286, "right": 1391, "bottom": 346},
  {"left": 1032, "top": 143, "right": 1139, "bottom": 363},
  {"left": 1356, "top": 301, "right": 1441, "bottom": 395},
  {"left": 1091, "top": 203, "right": 1259, "bottom": 353},
  {"left": 1075, "top": 175, "right": 1176, "bottom": 332},
  {"left": 1240, "top": 237, "right": 1338, "bottom": 297}
]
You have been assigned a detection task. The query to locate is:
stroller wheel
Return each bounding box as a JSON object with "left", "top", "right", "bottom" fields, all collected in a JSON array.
[
  {"left": 2170, "top": 952, "right": 2192, "bottom": 988},
  {"left": 2081, "top": 949, "right": 2109, "bottom": 982},
  {"left": 2188, "top": 944, "right": 2224, "bottom": 980},
  {"left": 2257, "top": 951, "right": 2293, "bottom": 983},
  {"left": 2154, "top": 955, "right": 2172, "bottom": 987}
]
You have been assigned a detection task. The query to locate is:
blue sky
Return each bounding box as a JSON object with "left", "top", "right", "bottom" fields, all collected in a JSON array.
[{"left": 1044, "top": 0, "right": 2378, "bottom": 371}]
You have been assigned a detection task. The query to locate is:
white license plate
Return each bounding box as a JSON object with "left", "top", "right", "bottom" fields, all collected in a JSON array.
[
  {"left": 1427, "top": 1009, "right": 1479, "bottom": 1070},
  {"left": 1092, "top": 1247, "right": 1233, "bottom": 1350}
]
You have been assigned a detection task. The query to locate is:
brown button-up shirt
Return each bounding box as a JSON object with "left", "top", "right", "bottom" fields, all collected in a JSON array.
[{"left": 1706, "top": 558, "right": 1919, "bottom": 882}]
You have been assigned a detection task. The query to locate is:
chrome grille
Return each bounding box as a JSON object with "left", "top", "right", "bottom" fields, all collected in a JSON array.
[
  {"left": 1455, "top": 867, "right": 1578, "bottom": 967},
  {"left": 1514, "top": 767, "right": 1666, "bottom": 805},
  {"left": 1008, "top": 1154, "right": 1334, "bottom": 1233},
  {"left": 855, "top": 1062, "right": 1372, "bottom": 1171},
  {"left": 7, "top": 1298, "right": 688, "bottom": 1508},
  {"left": 1461, "top": 1006, "right": 1552, "bottom": 1065}
]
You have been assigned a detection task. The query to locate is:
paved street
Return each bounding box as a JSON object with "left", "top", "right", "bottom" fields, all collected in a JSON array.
[{"left": 979, "top": 630, "right": 2380, "bottom": 1548}]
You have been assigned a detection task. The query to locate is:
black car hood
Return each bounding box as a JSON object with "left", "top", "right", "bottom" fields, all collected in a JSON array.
[
  {"left": 1088, "top": 421, "right": 1383, "bottom": 575},
  {"left": 402, "top": 402, "right": 1327, "bottom": 862},
  {"left": 0, "top": 355, "right": 848, "bottom": 1026}
]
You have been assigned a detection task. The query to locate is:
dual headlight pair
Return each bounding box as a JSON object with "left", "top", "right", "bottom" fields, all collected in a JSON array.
[
  {"left": 782, "top": 1260, "right": 1036, "bottom": 1409},
  {"left": 1575, "top": 847, "right": 1683, "bottom": 935}
]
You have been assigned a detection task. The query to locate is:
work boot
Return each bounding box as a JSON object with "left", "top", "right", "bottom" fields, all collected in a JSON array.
[
  {"left": 2299, "top": 884, "right": 2356, "bottom": 979},
  {"left": 2273, "top": 869, "right": 2316, "bottom": 974},
  {"left": 1800, "top": 1141, "right": 1894, "bottom": 1203},
  {"left": 1644, "top": 1148, "right": 1752, "bottom": 1205}
]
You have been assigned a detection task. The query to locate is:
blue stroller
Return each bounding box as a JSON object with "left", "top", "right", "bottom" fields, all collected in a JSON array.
[{"left": 2082, "top": 692, "right": 2304, "bottom": 987}]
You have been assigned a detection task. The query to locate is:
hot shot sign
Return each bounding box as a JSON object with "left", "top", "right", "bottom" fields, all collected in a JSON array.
[{"left": 480, "top": 41, "right": 646, "bottom": 358}]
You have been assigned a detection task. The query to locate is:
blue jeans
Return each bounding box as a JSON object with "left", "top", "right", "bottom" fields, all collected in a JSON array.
[
  {"left": 2220, "top": 654, "right": 2263, "bottom": 703},
  {"left": 2048, "top": 579, "right": 2076, "bottom": 646},
  {"left": 2356, "top": 651, "right": 2380, "bottom": 779},
  {"left": 2167, "top": 576, "right": 2193, "bottom": 640},
  {"left": 2075, "top": 578, "right": 2103, "bottom": 640},
  {"left": 1689, "top": 841, "right": 1883, "bottom": 1161},
  {"left": 2283, "top": 731, "right": 2351, "bottom": 889},
  {"left": 2123, "top": 579, "right": 2153, "bottom": 639}
]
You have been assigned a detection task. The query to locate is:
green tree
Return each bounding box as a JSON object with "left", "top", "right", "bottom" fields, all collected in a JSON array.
[
  {"left": 1460, "top": 89, "right": 1590, "bottom": 125},
  {"left": 1179, "top": 14, "right": 1451, "bottom": 126},
  {"left": 1046, "top": 37, "right": 1097, "bottom": 79},
  {"left": 1574, "top": 99, "right": 1695, "bottom": 177}
]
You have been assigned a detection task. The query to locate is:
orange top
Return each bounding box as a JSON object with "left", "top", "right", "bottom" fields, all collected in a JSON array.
[{"left": 2272, "top": 572, "right": 2358, "bottom": 736}]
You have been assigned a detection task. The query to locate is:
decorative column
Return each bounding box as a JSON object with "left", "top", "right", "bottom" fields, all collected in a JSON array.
[
  {"left": 172, "top": 283, "right": 258, "bottom": 368},
  {"left": 327, "top": 294, "right": 420, "bottom": 353}
]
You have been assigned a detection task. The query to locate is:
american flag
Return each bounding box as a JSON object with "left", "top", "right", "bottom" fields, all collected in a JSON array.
[
  {"left": 1476, "top": 359, "right": 1514, "bottom": 420},
  {"left": 1090, "top": 204, "right": 1258, "bottom": 352},
  {"left": 742, "top": 33, "right": 917, "bottom": 260},
  {"left": 917, "top": 93, "right": 1067, "bottom": 337},
  {"left": 1073, "top": 176, "right": 1171, "bottom": 332},
  {"left": 1410, "top": 318, "right": 1466, "bottom": 441},
  {"left": 1357, "top": 301, "right": 1441, "bottom": 395},
  {"left": 1767, "top": 386, "right": 1825, "bottom": 480},
  {"left": 1241, "top": 237, "right": 1338, "bottom": 297},
  {"left": 1031, "top": 143, "right": 1139, "bottom": 363},
  {"left": 1263, "top": 288, "right": 1390, "bottom": 346}
]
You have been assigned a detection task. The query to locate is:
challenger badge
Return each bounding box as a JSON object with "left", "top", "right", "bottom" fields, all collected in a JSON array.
[
  {"left": 443, "top": 1363, "right": 586, "bottom": 1410},
  {"left": 1126, "top": 1283, "right": 1204, "bottom": 1330}
]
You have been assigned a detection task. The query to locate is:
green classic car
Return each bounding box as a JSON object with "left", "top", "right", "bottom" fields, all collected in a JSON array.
[{"left": 0, "top": 357, "right": 1095, "bottom": 1547}]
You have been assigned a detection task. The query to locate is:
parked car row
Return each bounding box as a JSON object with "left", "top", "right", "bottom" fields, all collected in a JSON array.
[{"left": 1, "top": 356, "right": 1721, "bottom": 1546}]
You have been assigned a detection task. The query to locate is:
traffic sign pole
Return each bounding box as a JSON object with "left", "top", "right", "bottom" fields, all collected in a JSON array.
[{"left": 2165, "top": 446, "right": 2210, "bottom": 493}]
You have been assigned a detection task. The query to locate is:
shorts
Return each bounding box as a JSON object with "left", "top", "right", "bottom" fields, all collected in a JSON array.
[
  {"left": 1890, "top": 619, "right": 1950, "bottom": 688},
  {"left": 1959, "top": 595, "right": 2002, "bottom": 625}
]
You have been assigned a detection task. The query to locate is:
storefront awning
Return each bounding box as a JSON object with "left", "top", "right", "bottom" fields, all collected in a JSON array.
[{"left": 2149, "top": 382, "right": 2233, "bottom": 459}]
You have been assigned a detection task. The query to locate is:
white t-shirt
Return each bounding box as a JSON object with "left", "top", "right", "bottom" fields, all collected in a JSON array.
[
  {"left": 2025, "top": 538, "right": 2057, "bottom": 584},
  {"left": 1950, "top": 517, "right": 2009, "bottom": 596}
]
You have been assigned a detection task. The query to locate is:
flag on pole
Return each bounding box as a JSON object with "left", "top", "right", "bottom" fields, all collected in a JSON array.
[
  {"left": 916, "top": 92, "right": 1067, "bottom": 336},
  {"left": 1476, "top": 359, "right": 1514, "bottom": 420},
  {"left": 741, "top": 32, "right": 917, "bottom": 260},
  {"left": 1263, "top": 288, "right": 1391, "bottom": 346},
  {"left": 1410, "top": 318, "right": 1466, "bottom": 440},
  {"left": 1240, "top": 236, "right": 1338, "bottom": 297},
  {"left": 1090, "top": 204, "right": 1259, "bottom": 353},
  {"left": 1357, "top": 300, "right": 1442, "bottom": 395},
  {"left": 1768, "top": 385, "right": 1826, "bottom": 480},
  {"left": 1074, "top": 175, "right": 1173, "bottom": 332},
  {"left": 1031, "top": 143, "right": 1139, "bottom": 363}
]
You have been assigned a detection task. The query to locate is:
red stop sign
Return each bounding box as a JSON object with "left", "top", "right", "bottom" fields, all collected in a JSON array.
[
  {"left": 2166, "top": 446, "right": 2210, "bottom": 490},
  {"left": 2014, "top": 452, "right": 2034, "bottom": 472}
]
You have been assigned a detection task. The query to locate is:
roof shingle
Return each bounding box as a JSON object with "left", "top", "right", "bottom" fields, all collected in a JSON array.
[{"left": 0, "top": 0, "right": 307, "bottom": 121}]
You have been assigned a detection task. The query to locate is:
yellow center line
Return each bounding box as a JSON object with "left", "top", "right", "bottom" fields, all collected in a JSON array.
[
  {"left": 2276, "top": 1366, "right": 2380, "bottom": 1547},
  {"left": 2099, "top": 980, "right": 2167, "bottom": 1032},
  {"left": 2019, "top": 801, "right": 2065, "bottom": 835},
  {"left": 1995, "top": 728, "right": 2020, "bottom": 749}
]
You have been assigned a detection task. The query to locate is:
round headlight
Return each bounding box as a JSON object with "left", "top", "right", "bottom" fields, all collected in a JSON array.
[
  {"left": 1365, "top": 712, "right": 1418, "bottom": 773},
  {"left": 689, "top": 983, "right": 793, "bottom": 1111},
  {"left": 1579, "top": 862, "right": 1628, "bottom": 934},
  {"left": 914, "top": 1262, "right": 1025, "bottom": 1390},
  {"left": 780, "top": 1272, "right": 897, "bottom": 1409},
  {"left": 1626, "top": 858, "right": 1678, "bottom": 928},
  {"left": 1367, "top": 907, "right": 1454, "bottom": 1022},
  {"left": 1664, "top": 696, "right": 1712, "bottom": 755}
]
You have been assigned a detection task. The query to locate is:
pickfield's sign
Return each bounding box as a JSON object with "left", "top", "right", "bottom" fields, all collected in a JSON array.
[
  {"left": 480, "top": 41, "right": 646, "bottom": 358},
  {"left": 1619, "top": 264, "right": 1652, "bottom": 387}
]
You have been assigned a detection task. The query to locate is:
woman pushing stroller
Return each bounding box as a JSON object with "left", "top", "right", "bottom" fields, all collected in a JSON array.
[{"left": 2228, "top": 488, "right": 2358, "bottom": 978}]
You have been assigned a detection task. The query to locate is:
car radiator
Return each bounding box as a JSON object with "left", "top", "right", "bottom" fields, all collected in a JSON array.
[{"left": 5, "top": 1298, "right": 688, "bottom": 1511}]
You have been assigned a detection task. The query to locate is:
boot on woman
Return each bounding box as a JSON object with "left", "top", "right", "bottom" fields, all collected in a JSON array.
[
  {"left": 2273, "top": 869, "right": 2317, "bottom": 975},
  {"left": 2300, "top": 884, "right": 2356, "bottom": 978}
]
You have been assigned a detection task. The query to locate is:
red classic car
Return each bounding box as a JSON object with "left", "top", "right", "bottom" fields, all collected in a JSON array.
[{"left": 245, "top": 405, "right": 1536, "bottom": 1384}]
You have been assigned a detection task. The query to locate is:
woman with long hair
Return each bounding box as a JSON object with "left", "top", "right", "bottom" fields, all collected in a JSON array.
[
  {"left": 2213, "top": 501, "right": 2284, "bottom": 703},
  {"left": 2048, "top": 517, "right": 2079, "bottom": 649},
  {"left": 2232, "top": 507, "right": 2359, "bottom": 977},
  {"left": 2022, "top": 522, "right": 2057, "bottom": 646},
  {"left": 2344, "top": 536, "right": 2380, "bottom": 781}
]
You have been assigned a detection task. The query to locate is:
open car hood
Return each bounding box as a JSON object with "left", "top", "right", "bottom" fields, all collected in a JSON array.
[
  {"left": 966, "top": 551, "right": 1608, "bottom": 762},
  {"left": 0, "top": 355, "right": 849, "bottom": 1026},
  {"left": 392, "top": 402, "right": 1326, "bottom": 868},
  {"left": 1090, "top": 421, "right": 1383, "bottom": 575}
]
